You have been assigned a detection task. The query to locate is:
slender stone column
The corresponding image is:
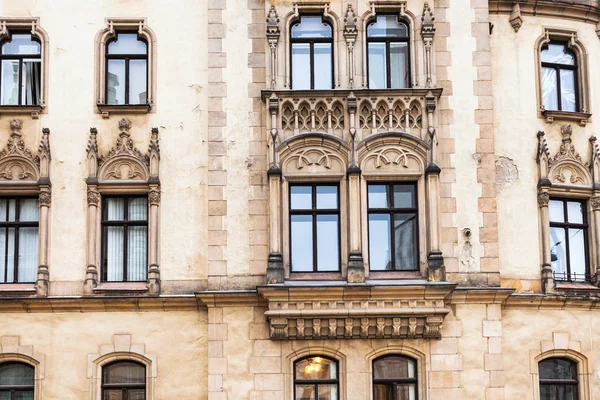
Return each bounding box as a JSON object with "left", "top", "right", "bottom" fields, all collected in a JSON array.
[
  {"left": 35, "top": 188, "right": 51, "bottom": 296},
  {"left": 591, "top": 196, "right": 600, "bottom": 285},
  {"left": 147, "top": 186, "right": 161, "bottom": 294},
  {"left": 84, "top": 187, "right": 100, "bottom": 294},
  {"left": 537, "top": 190, "right": 554, "bottom": 293},
  {"left": 266, "top": 170, "right": 284, "bottom": 283}
]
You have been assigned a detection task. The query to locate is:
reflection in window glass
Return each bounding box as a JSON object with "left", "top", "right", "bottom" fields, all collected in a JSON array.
[
  {"left": 0, "top": 362, "right": 35, "bottom": 400},
  {"left": 105, "top": 33, "right": 148, "bottom": 105},
  {"left": 373, "top": 356, "right": 418, "bottom": 400},
  {"left": 291, "top": 215, "right": 313, "bottom": 271},
  {"left": 541, "top": 43, "right": 578, "bottom": 112},
  {"left": 539, "top": 358, "right": 579, "bottom": 400},
  {"left": 367, "top": 16, "right": 410, "bottom": 89},
  {"left": 290, "top": 17, "right": 333, "bottom": 90},
  {"left": 107, "top": 60, "right": 126, "bottom": 105},
  {"left": 368, "top": 43, "right": 386, "bottom": 89},
  {"left": 313, "top": 43, "right": 332, "bottom": 90},
  {"left": 102, "top": 361, "right": 146, "bottom": 400},
  {"left": 291, "top": 43, "right": 311, "bottom": 90},
  {"left": 294, "top": 357, "right": 338, "bottom": 400},
  {"left": 0, "top": 34, "right": 41, "bottom": 106}
]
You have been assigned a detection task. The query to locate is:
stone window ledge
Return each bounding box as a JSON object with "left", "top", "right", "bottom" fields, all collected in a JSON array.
[
  {"left": 541, "top": 109, "right": 591, "bottom": 126},
  {"left": 554, "top": 281, "right": 600, "bottom": 294},
  {"left": 0, "top": 105, "right": 44, "bottom": 119},
  {"left": 96, "top": 104, "right": 152, "bottom": 119},
  {"left": 93, "top": 282, "right": 149, "bottom": 294},
  {"left": 0, "top": 284, "right": 36, "bottom": 296},
  {"left": 288, "top": 272, "right": 343, "bottom": 281}
]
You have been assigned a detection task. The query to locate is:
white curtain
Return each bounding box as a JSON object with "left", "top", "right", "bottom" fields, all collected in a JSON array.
[
  {"left": 106, "top": 198, "right": 124, "bottom": 281},
  {"left": 18, "top": 199, "right": 38, "bottom": 283},
  {"left": 23, "top": 60, "right": 41, "bottom": 105}
]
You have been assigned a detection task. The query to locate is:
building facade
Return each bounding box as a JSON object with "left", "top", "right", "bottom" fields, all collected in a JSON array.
[{"left": 0, "top": 0, "right": 598, "bottom": 399}]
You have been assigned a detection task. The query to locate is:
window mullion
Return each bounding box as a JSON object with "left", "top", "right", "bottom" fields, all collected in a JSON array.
[
  {"left": 13, "top": 199, "right": 20, "bottom": 283},
  {"left": 310, "top": 41, "right": 315, "bottom": 90},
  {"left": 125, "top": 57, "right": 130, "bottom": 105},
  {"left": 386, "top": 41, "right": 391, "bottom": 89},
  {"left": 17, "top": 59, "right": 23, "bottom": 105},
  {"left": 556, "top": 66, "right": 562, "bottom": 111},
  {"left": 123, "top": 199, "right": 129, "bottom": 282}
]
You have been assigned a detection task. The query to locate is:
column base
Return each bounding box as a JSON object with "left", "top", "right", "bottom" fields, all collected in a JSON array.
[
  {"left": 427, "top": 251, "right": 446, "bottom": 282},
  {"left": 542, "top": 264, "right": 555, "bottom": 294},
  {"left": 267, "top": 253, "right": 284, "bottom": 284},
  {"left": 147, "top": 264, "right": 161, "bottom": 295},
  {"left": 35, "top": 265, "right": 49, "bottom": 297},
  {"left": 83, "top": 265, "right": 98, "bottom": 295},
  {"left": 347, "top": 251, "right": 365, "bottom": 283}
]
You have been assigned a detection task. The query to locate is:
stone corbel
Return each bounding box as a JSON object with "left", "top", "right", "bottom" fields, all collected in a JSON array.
[
  {"left": 509, "top": 3, "right": 523, "bottom": 33},
  {"left": 343, "top": 5, "right": 358, "bottom": 88},
  {"left": 421, "top": 2, "right": 435, "bottom": 88},
  {"left": 266, "top": 6, "right": 280, "bottom": 90}
]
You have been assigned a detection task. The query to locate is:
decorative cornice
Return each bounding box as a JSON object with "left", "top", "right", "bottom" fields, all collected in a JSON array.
[
  {"left": 504, "top": 294, "right": 600, "bottom": 310},
  {"left": 196, "top": 291, "right": 266, "bottom": 307},
  {"left": 489, "top": 0, "right": 600, "bottom": 26},
  {"left": 444, "top": 287, "right": 515, "bottom": 304},
  {"left": 0, "top": 296, "right": 201, "bottom": 312}
]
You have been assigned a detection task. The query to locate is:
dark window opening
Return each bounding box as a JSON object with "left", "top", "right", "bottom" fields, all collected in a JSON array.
[
  {"left": 539, "top": 358, "right": 579, "bottom": 400},
  {"left": 373, "top": 355, "right": 418, "bottom": 400},
  {"left": 0, "top": 362, "right": 35, "bottom": 400},
  {"left": 106, "top": 32, "right": 148, "bottom": 105},
  {"left": 102, "top": 361, "right": 146, "bottom": 400},
  {"left": 0, "top": 33, "right": 41, "bottom": 106}
]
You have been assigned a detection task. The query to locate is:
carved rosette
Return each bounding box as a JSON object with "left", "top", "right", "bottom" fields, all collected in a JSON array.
[
  {"left": 148, "top": 189, "right": 161, "bottom": 206},
  {"left": 87, "top": 190, "right": 100, "bottom": 206},
  {"left": 537, "top": 191, "right": 550, "bottom": 207},
  {"left": 39, "top": 192, "right": 51, "bottom": 207}
]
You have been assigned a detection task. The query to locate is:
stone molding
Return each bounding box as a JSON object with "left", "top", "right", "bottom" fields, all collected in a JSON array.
[
  {"left": 0, "top": 120, "right": 52, "bottom": 297},
  {"left": 87, "top": 334, "right": 157, "bottom": 400},
  {"left": 490, "top": 0, "right": 600, "bottom": 28},
  {"left": 94, "top": 18, "right": 157, "bottom": 117},
  {"left": 84, "top": 120, "right": 161, "bottom": 295},
  {"left": 366, "top": 346, "right": 427, "bottom": 400},
  {"left": 0, "top": 296, "right": 200, "bottom": 312},
  {"left": 0, "top": 18, "right": 49, "bottom": 119},
  {"left": 0, "top": 336, "right": 45, "bottom": 400},
  {"left": 258, "top": 284, "right": 455, "bottom": 340}
]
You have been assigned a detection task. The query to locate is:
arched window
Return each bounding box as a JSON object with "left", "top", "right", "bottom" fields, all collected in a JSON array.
[
  {"left": 539, "top": 357, "right": 579, "bottom": 400},
  {"left": 106, "top": 33, "right": 148, "bottom": 106},
  {"left": 0, "top": 362, "right": 35, "bottom": 400},
  {"left": 541, "top": 42, "right": 578, "bottom": 112},
  {"left": 102, "top": 361, "right": 146, "bottom": 399},
  {"left": 373, "top": 355, "right": 417, "bottom": 400},
  {"left": 367, "top": 16, "right": 410, "bottom": 89},
  {"left": 290, "top": 16, "right": 333, "bottom": 90},
  {"left": 0, "top": 33, "right": 41, "bottom": 106},
  {"left": 294, "top": 356, "right": 338, "bottom": 400}
]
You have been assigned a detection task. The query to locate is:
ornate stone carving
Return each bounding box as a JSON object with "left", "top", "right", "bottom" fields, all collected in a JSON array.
[
  {"left": 358, "top": 97, "right": 423, "bottom": 132},
  {"left": 551, "top": 125, "right": 582, "bottom": 165},
  {"left": 39, "top": 192, "right": 51, "bottom": 207},
  {"left": 421, "top": 2, "right": 435, "bottom": 38},
  {"left": 509, "top": 3, "right": 523, "bottom": 32},
  {"left": 259, "top": 285, "right": 454, "bottom": 340},
  {"left": 148, "top": 189, "right": 161, "bottom": 205},
  {"left": 537, "top": 191, "right": 550, "bottom": 207},
  {"left": 266, "top": 6, "right": 279, "bottom": 32},
  {"left": 361, "top": 145, "right": 425, "bottom": 175},
  {"left": 590, "top": 196, "right": 600, "bottom": 210},
  {"left": 87, "top": 190, "right": 100, "bottom": 206}
]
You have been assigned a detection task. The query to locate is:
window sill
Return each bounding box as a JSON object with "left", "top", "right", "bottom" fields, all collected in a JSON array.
[
  {"left": 554, "top": 280, "right": 600, "bottom": 293},
  {"left": 288, "top": 272, "right": 343, "bottom": 281},
  {"left": 97, "top": 104, "right": 152, "bottom": 118},
  {"left": 0, "top": 105, "right": 44, "bottom": 119},
  {"left": 368, "top": 271, "right": 423, "bottom": 280},
  {"left": 541, "top": 109, "right": 591, "bottom": 126},
  {"left": 94, "top": 282, "right": 149, "bottom": 294},
  {"left": 0, "top": 283, "right": 36, "bottom": 296}
]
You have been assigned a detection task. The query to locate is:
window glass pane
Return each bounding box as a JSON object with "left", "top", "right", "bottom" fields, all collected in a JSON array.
[
  {"left": 568, "top": 228, "right": 586, "bottom": 280},
  {"left": 103, "top": 362, "right": 145, "bottom": 384},
  {"left": 291, "top": 186, "right": 312, "bottom": 210},
  {"left": 0, "top": 229, "right": 6, "bottom": 283},
  {"left": 396, "top": 384, "right": 416, "bottom": 400},
  {"left": 102, "top": 390, "right": 123, "bottom": 400},
  {"left": 129, "top": 59, "right": 147, "bottom": 105},
  {"left": 550, "top": 227, "right": 566, "bottom": 279},
  {"left": 18, "top": 227, "right": 38, "bottom": 283},
  {"left": 106, "top": 198, "right": 125, "bottom": 220},
  {"left": 369, "top": 214, "right": 391, "bottom": 271},
  {"left": 291, "top": 43, "right": 311, "bottom": 90},
  {"left": 106, "top": 226, "right": 124, "bottom": 281},
  {"left": 22, "top": 60, "right": 40, "bottom": 105},
  {"left": 539, "top": 358, "right": 577, "bottom": 380},
  {"left": 19, "top": 199, "right": 39, "bottom": 222},
  {"left": 1, "top": 60, "right": 20, "bottom": 105},
  {"left": 291, "top": 17, "right": 332, "bottom": 38},
  {"left": 393, "top": 185, "right": 415, "bottom": 208},
  {"left": 318, "top": 384, "right": 338, "bottom": 400},
  {"left": 1, "top": 35, "right": 40, "bottom": 55},
  {"left": 15, "top": 393, "right": 34, "bottom": 400},
  {"left": 368, "top": 185, "right": 389, "bottom": 209},
  {"left": 560, "top": 69, "right": 576, "bottom": 112},
  {"left": 295, "top": 357, "right": 337, "bottom": 380},
  {"left": 6, "top": 200, "right": 15, "bottom": 222},
  {"left": 295, "top": 385, "right": 315, "bottom": 400},
  {"left": 549, "top": 200, "right": 564, "bottom": 223},
  {"left": 394, "top": 214, "right": 418, "bottom": 270},
  {"left": 127, "top": 390, "right": 145, "bottom": 400},
  {"left": 541, "top": 67, "right": 558, "bottom": 111},
  {"left": 0, "top": 392, "right": 8, "bottom": 400},
  {"left": 314, "top": 43, "right": 332, "bottom": 90},
  {"left": 107, "top": 60, "right": 126, "bottom": 105},
  {"left": 0, "top": 200, "right": 6, "bottom": 222},
  {"left": 128, "top": 226, "right": 147, "bottom": 281},
  {"left": 566, "top": 202, "right": 583, "bottom": 224},
  {"left": 367, "top": 16, "right": 408, "bottom": 37},
  {"left": 316, "top": 186, "right": 337, "bottom": 209},
  {"left": 128, "top": 198, "right": 148, "bottom": 221},
  {"left": 374, "top": 384, "right": 391, "bottom": 400},
  {"left": 374, "top": 357, "right": 416, "bottom": 379},
  {"left": 541, "top": 44, "right": 574, "bottom": 65},
  {"left": 368, "top": 43, "right": 387, "bottom": 89},
  {"left": 0, "top": 362, "right": 34, "bottom": 386},
  {"left": 6, "top": 228, "right": 15, "bottom": 283},
  {"left": 108, "top": 34, "right": 147, "bottom": 55},
  {"left": 291, "top": 215, "right": 313, "bottom": 272},
  {"left": 317, "top": 215, "right": 339, "bottom": 271},
  {"left": 390, "top": 42, "right": 409, "bottom": 89}
]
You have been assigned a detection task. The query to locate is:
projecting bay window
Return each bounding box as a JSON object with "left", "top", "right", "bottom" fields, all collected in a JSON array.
[
  {"left": 290, "top": 184, "right": 340, "bottom": 273},
  {"left": 549, "top": 199, "right": 588, "bottom": 282},
  {"left": 101, "top": 196, "right": 148, "bottom": 282},
  {"left": 290, "top": 16, "right": 333, "bottom": 90},
  {"left": 367, "top": 15, "right": 410, "bottom": 89},
  {"left": 106, "top": 32, "right": 148, "bottom": 106},
  {"left": 0, "top": 198, "right": 38, "bottom": 284},
  {"left": 367, "top": 183, "right": 418, "bottom": 272},
  {"left": 0, "top": 33, "right": 41, "bottom": 106}
]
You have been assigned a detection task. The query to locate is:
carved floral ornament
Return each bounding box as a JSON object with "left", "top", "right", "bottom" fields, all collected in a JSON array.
[{"left": 0, "top": 119, "right": 51, "bottom": 183}]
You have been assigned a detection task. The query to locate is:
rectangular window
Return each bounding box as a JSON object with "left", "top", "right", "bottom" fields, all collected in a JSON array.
[
  {"left": 368, "top": 183, "right": 418, "bottom": 271},
  {"left": 102, "top": 196, "right": 148, "bottom": 282},
  {"left": 290, "top": 184, "right": 340, "bottom": 272},
  {"left": 549, "top": 198, "right": 588, "bottom": 282},
  {"left": 0, "top": 198, "right": 39, "bottom": 283}
]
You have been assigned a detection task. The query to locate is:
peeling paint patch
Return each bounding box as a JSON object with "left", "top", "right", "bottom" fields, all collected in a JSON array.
[{"left": 495, "top": 156, "right": 518, "bottom": 193}]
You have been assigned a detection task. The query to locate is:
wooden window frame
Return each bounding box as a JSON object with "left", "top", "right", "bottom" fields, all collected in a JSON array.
[
  {"left": 366, "top": 182, "right": 419, "bottom": 272},
  {"left": 100, "top": 195, "right": 148, "bottom": 283},
  {"left": 101, "top": 361, "right": 146, "bottom": 400},
  {"left": 289, "top": 183, "right": 341, "bottom": 273},
  {"left": 366, "top": 15, "right": 411, "bottom": 89},
  {"left": 293, "top": 356, "right": 339, "bottom": 400},
  {"left": 289, "top": 15, "right": 334, "bottom": 90},
  {"left": 0, "top": 361, "right": 35, "bottom": 400},
  {"left": 540, "top": 41, "right": 579, "bottom": 113},
  {"left": 372, "top": 355, "right": 418, "bottom": 400},
  {"left": 105, "top": 31, "right": 149, "bottom": 106},
  {"left": 538, "top": 357, "right": 579, "bottom": 400},
  {"left": 0, "top": 32, "right": 42, "bottom": 107}
]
